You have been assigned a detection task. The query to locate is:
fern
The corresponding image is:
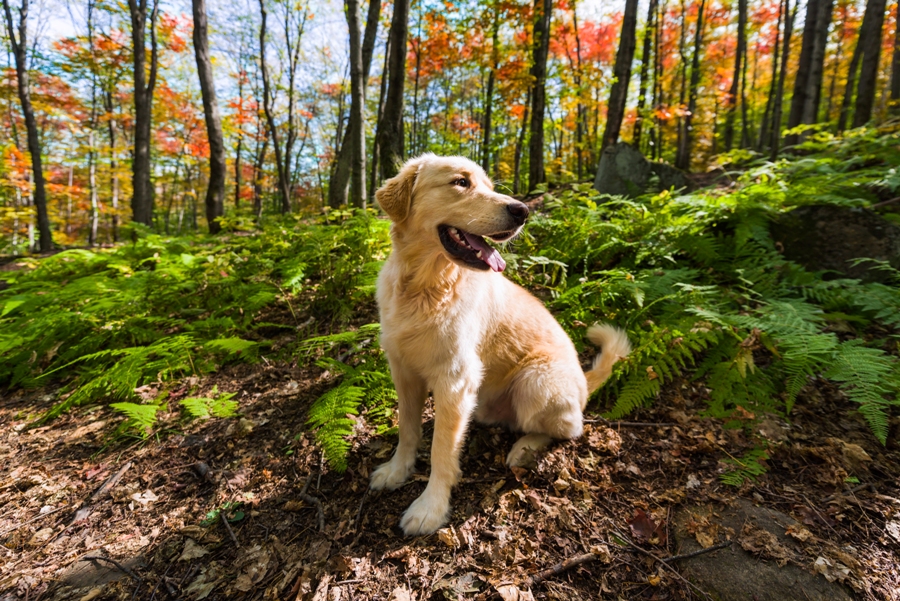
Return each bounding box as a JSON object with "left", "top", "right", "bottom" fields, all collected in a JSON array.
[
  {"left": 110, "top": 402, "right": 162, "bottom": 437},
  {"left": 825, "top": 342, "right": 899, "bottom": 444},
  {"left": 181, "top": 387, "right": 239, "bottom": 420},
  {"left": 720, "top": 447, "right": 769, "bottom": 486},
  {"left": 307, "top": 384, "right": 366, "bottom": 472}
]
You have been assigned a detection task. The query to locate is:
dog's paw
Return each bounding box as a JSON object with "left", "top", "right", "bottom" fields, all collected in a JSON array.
[
  {"left": 506, "top": 433, "right": 552, "bottom": 468},
  {"left": 370, "top": 458, "right": 412, "bottom": 490},
  {"left": 399, "top": 492, "right": 450, "bottom": 536}
]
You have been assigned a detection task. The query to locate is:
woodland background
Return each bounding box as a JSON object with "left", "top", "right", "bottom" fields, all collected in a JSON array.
[{"left": 1, "top": 0, "right": 900, "bottom": 248}]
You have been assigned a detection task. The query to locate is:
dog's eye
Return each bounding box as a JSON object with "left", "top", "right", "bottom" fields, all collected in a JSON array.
[{"left": 453, "top": 177, "right": 470, "bottom": 188}]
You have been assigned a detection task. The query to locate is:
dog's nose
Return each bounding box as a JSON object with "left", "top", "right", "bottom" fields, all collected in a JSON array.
[{"left": 507, "top": 202, "right": 529, "bottom": 224}]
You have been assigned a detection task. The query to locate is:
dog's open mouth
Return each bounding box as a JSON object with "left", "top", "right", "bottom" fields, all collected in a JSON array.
[{"left": 438, "top": 225, "right": 512, "bottom": 272}]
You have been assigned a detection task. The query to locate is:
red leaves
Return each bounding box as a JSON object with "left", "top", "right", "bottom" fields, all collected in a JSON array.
[{"left": 628, "top": 508, "right": 668, "bottom": 546}]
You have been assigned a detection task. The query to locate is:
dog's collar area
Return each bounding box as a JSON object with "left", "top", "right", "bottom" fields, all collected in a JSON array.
[{"left": 438, "top": 224, "right": 507, "bottom": 272}]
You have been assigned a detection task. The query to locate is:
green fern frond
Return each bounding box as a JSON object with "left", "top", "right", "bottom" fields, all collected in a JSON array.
[
  {"left": 720, "top": 448, "right": 769, "bottom": 486},
  {"left": 110, "top": 402, "right": 162, "bottom": 437},
  {"left": 307, "top": 384, "right": 366, "bottom": 472},
  {"left": 825, "top": 342, "right": 898, "bottom": 444}
]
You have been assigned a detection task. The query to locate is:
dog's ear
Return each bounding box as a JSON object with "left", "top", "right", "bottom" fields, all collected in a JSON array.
[{"left": 376, "top": 157, "right": 424, "bottom": 222}]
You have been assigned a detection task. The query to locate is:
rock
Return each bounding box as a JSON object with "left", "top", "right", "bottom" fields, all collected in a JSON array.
[
  {"left": 673, "top": 499, "right": 853, "bottom": 601},
  {"left": 593, "top": 142, "right": 688, "bottom": 198},
  {"left": 770, "top": 204, "right": 900, "bottom": 282}
]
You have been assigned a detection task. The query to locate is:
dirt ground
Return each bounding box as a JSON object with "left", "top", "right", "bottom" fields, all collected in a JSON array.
[{"left": 1, "top": 347, "right": 899, "bottom": 600}]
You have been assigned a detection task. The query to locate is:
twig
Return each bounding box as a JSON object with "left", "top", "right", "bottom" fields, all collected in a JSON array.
[
  {"left": 662, "top": 540, "right": 732, "bottom": 563},
  {"left": 148, "top": 560, "right": 175, "bottom": 601},
  {"left": 90, "top": 461, "right": 133, "bottom": 503},
  {"left": 612, "top": 531, "right": 714, "bottom": 600},
  {"left": 0, "top": 505, "right": 67, "bottom": 539},
  {"left": 298, "top": 473, "right": 326, "bottom": 533},
  {"left": 823, "top": 482, "right": 873, "bottom": 503},
  {"left": 334, "top": 579, "right": 364, "bottom": 585},
  {"left": 220, "top": 511, "right": 240, "bottom": 548},
  {"left": 354, "top": 489, "right": 368, "bottom": 531},
  {"left": 84, "top": 555, "right": 143, "bottom": 585},
  {"left": 871, "top": 196, "right": 900, "bottom": 209},
  {"left": 584, "top": 418, "right": 678, "bottom": 427},
  {"left": 527, "top": 552, "right": 599, "bottom": 587}
]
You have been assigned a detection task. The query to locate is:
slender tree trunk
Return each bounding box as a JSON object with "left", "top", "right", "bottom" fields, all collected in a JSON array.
[
  {"left": 651, "top": 0, "right": 666, "bottom": 159},
  {"left": 723, "top": 0, "right": 747, "bottom": 151},
  {"left": 853, "top": 0, "right": 889, "bottom": 127},
  {"left": 410, "top": 10, "right": 423, "bottom": 156},
  {"left": 824, "top": 26, "right": 844, "bottom": 122},
  {"left": 528, "top": 0, "right": 552, "bottom": 190},
  {"left": 891, "top": 0, "right": 900, "bottom": 109},
  {"left": 258, "top": 0, "right": 291, "bottom": 213},
  {"left": 838, "top": 30, "right": 864, "bottom": 131},
  {"left": 676, "top": 0, "right": 689, "bottom": 160},
  {"left": 253, "top": 132, "right": 268, "bottom": 220},
  {"left": 633, "top": 0, "right": 658, "bottom": 150},
  {"left": 87, "top": 0, "right": 99, "bottom": 246},
  {"left": 192, "top": 0, "right": 226, "bottom": 233},
  {"left": 513, "top": 89, "right": 531, "bottom": 194},
  {"left": 329, "top": 0, "right": 380, "bottom": 207},
  {"left": 602, "top": 0, "right": 640, "bottom": 151},
  {"left": 376, "top": 0, "right": 410, "bottom": 180},
  {"left": 482, "top": 5, "right": 500, "bottom": 172},
  {"left": 370, "top": 33, "right": 390, "bottom": 197},
  {"left": 2, "top": 0, "right": 51, "bottom": 252},
  {"left": 127, "top": 0, "right": 159, "bottom": 227},
  {"left": 344, "top": 0, "right": 366, "bottom": 208},
  {"left": 674, "top": 0, "right": 707, "bottom": 170},
  {"left": 234, "top": 48, "right": 245, "bottom": 208},
  {"left": 771, "top": 0, "right": 796, "bottom": 159},
  {"left": 758, "top": 0, "right": 784, "bottom": 150}
]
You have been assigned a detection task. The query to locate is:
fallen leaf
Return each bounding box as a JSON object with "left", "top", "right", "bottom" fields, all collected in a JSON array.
[
  {"left": 79, "top": 589, "right": 104, "bottom": 601},
  {"left": 886, "top": 520, "right": 900, "bottom": 544},
  {"left": 627, "top": 509, "right": 666, "bottom": 545},
  {"left": 179, "top": 538, "right": 210, "bottom": 561},
  {"left": 437, "top": 526, "right": 461, "bottom": 548},
  {"left": 130, "top": 489, "right": 158, "bottom": 507},
  {"left": 496, "top": 584, "right": 519, "bottom": 601},
  {"left": 390, "top": 586, "right": 412, "bottom": 601}
]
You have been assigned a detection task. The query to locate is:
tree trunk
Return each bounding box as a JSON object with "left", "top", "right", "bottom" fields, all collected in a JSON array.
[
  {"left": 481, "top": 5, "right": 500, "bottom": 172},
  {"left": 852, "top": 0, "right": 889, "bottom": 127},
  {"left": 602, "top": 0, "right": 640, "bottom": 151},
  {"left": 192, "top": 0, "right": 226, "bottom": 233},
  {"left": 513, "top": 89, "right": 531, "bottom": 194},
  {"left": 674, "top": 0, "right": 708, "bottom": 170},
  {"left": 370, "top": 34, "right": 390, "bottom": 198},
  {"left": 127, "top": 0, "right": 159, "bottom": 227},
  {"left": 2, "top": 0, "right": 51, "bottom": 252},
  {"left": 258, "top": 0, "right": 291, "bottom": 213},
  {"left": 329, "top": 0, "right": 381, "bottom": 207},
  {"left": 633, "top": 0, "right": 658, "bottom": 150},
  {"left": 787, "top": 0, "right": 834, "bottom": 144},
  {"left": 891, "top": 0, "right": 900, "bottom": 108},
  {"left": 528, "top": 0, "right": 552, "bottom": 190},
  {"left": 771, "top": 0, "right": 795, "bottom": 158},
  {"left": 723, "top": 0, "right": 747, "bottom": 151},
  {"left": 344, "top": 0, "right": 366, "bottom": 208},
  {"left": 87, "top": 0, "right": 99, "bottom": 246},
  {"left": 376, "top": 0, "right": 410, "bottom": 180},
  {"left": 838, "top": 29, "right": 864, "bottom": 131},
  {"left": 758, "top": 0, "right": 784, "bottom": 150}
]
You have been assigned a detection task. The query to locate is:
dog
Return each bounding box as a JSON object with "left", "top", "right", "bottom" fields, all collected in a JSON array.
[{"left": 369, "top": 154, "right": 631, "bottom": 536}]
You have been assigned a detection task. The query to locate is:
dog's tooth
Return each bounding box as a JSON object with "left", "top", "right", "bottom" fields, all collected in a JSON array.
[{"left": 475, "top": 250, "right": 482, "bottom": 257}]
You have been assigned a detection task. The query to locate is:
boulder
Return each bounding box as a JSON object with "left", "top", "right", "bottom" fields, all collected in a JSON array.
[
  {"left": 770, "top": 204, "right": 900, "bottom": 282},
  {"left": 673, "top": 499, "right": 854, "bottom": 601},
  {"left": 593, "top": 142, "right": 688, "bottom": 198}
]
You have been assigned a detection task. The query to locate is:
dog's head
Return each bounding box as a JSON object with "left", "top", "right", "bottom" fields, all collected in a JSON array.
[{"left": 375, "top": 154, "right": 529, "bottom": 273}]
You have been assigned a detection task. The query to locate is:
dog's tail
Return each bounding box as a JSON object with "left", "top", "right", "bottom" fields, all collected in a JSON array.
[{"left": 584, "top": 324, "right": 631, "bottom": 394}]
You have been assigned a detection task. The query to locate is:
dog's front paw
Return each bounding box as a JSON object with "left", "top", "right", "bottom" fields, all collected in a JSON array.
[
  {"left": 399, "top": 491, "right": 450, "bottom": 536},
  {"left": 370, "top": 458, "right": 412, "bottom": 490},
  {"left": 506, "top": 433, "right": 552, "bottom": 468}
]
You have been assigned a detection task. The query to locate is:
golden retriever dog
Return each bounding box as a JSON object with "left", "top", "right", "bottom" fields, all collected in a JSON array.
[{"left": 370, "top": 154, "right": 631, "bottom": 536}]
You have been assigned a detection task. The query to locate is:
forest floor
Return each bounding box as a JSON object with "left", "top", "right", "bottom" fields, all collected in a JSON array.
[{"left": 1, "top": 320, "right": 899, "bottom": 600}]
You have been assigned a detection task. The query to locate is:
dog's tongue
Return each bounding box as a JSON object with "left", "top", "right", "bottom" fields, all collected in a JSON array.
[{"left": 462, "top": 231, "right": 506, "bottom": 272}]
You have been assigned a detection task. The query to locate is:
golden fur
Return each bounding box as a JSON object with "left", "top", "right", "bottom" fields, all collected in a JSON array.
[{"left": 369, "top": 154, "right": 631, "bottom": 535}]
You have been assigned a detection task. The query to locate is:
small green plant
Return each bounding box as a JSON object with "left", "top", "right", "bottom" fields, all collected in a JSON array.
[
  {"left": 180, "top": 386, "right": 239, "bottom": 420},
  {"left": 720, "top": 447, "right": 770, "bottom": 486}
]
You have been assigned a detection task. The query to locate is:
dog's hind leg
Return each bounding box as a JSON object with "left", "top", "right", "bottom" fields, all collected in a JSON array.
[
  {"left": 370, "top": 362, "right": 427, "bottom": 491},
  {"left": 399, "top": 374, "right": 479, "bottom": 536},
  {"left": 503, "top": 361, "right": 587, "bottom": 468}
]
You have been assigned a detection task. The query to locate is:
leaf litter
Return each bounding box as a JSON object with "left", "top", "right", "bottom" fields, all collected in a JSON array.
[{"left": 0, "top": 358, "right": 898, "bottom": 600}]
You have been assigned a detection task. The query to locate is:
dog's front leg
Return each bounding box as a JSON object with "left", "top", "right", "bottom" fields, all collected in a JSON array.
[
  {"left": 370, "top": 360, "right": 427, "bottom": 490},
  {"left": 399, "top": 376, "right": 477, "bottom": 536}
]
